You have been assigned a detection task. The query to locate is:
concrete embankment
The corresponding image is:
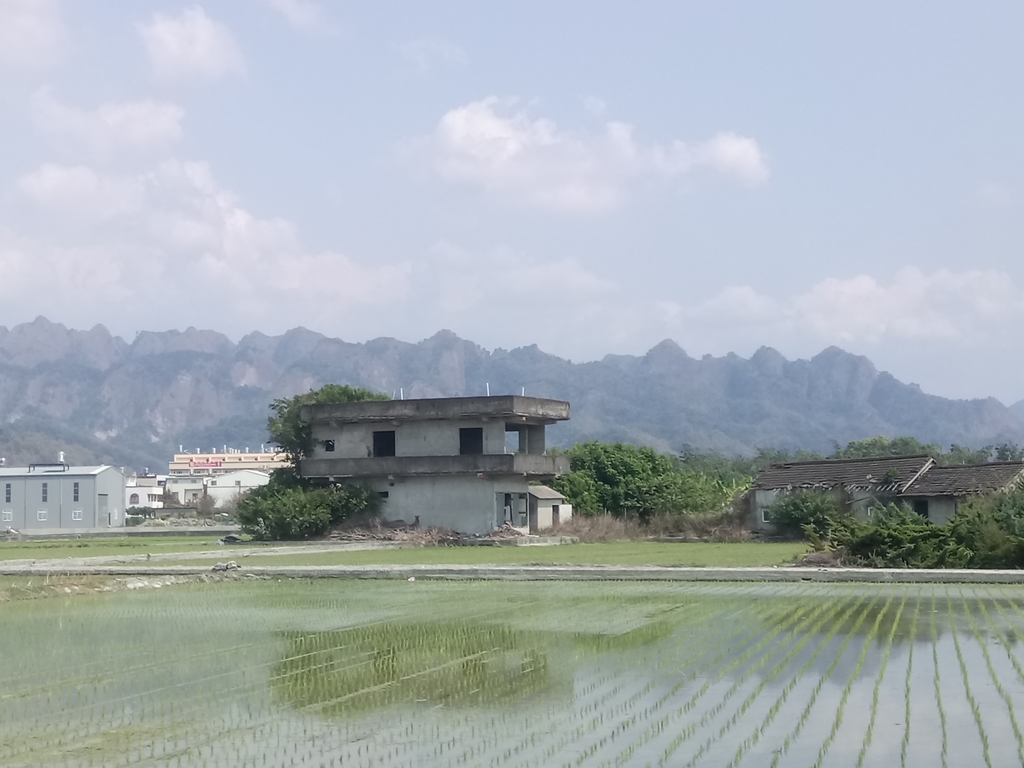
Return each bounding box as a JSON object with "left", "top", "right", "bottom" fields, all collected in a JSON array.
[{"left": 6, "top": 563, "right": 1024, "bottom": 583}]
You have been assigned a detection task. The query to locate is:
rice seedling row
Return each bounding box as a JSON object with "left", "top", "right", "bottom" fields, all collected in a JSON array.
[{"left": 5, "top": 581, "right": 1024, "bottom": 767}]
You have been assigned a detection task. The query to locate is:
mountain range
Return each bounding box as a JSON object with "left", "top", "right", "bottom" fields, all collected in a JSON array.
[{"left": 1, "top": 316, "right": 1023, "bottom": 472}]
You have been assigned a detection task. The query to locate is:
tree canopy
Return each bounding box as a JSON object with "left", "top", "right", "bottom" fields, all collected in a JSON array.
[
  {"left": 552, "top": 441, "right": 745, "bottom": 521},
  {"left": 268, "top": 384, "right": 389, "bottom": 464}
]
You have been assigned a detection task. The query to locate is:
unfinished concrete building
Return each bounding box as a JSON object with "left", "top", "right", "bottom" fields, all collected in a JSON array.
[{"left": 299, "top": 396, "right": 571, "bottom": 535}]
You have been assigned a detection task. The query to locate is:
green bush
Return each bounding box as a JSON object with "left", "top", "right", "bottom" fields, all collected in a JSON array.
[
  {"left": 783, "top": 490, "right": 1024, "bottom": 569},
  {"left": 237, "top": 481, "right": 381, "bottom": 540},
  {"left": 765, "top": 490, "right": 842, "bottom": 540}
]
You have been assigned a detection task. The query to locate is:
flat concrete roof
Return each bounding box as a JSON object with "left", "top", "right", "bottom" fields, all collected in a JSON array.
[{"left": 302, "top": 395, "right": 570, "bottom": 425}]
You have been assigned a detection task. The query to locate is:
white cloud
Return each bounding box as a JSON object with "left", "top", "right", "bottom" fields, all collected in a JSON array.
[
  {"left": 0, "top": 0, "right": 66, "bottom": 70},
  {"left": 399, "top": 38, "right": 467, "bottom": 72},
  {"left": 16, "top": 164, "right": 145, "bottom": 219},
  {"left": 420, "top": 97, "right": 769, "bottom": 212},
  {"left": 31, "top": 89, "right": 184, "bottom": 155},
  {"left": 685, "top": 268, "right": 1024, "bottom": 352},
  {"left": 138, "top": 7, "right": 245, "bottom": 81},
  {"left": 8, "top": 160, "right": 409, "bottom": 331},
  {"left": 263, "top": 0, "right": 328, "bottom": 31}
]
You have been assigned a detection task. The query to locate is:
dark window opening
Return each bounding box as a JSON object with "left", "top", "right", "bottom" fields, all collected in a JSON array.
[
  {"left": 324, "top": 439, "right": 335, "bottom": 452},
  {"left": 4, "top": 483, "right": 9, "bottom": 503},
  {"left": 73, "top": 482, "right": 80, "bottom": 502},
  {"left": 913, "top": 499, "right": 929, "bottom": 519},
  {"left": 373, "top": 430, "right": 396, "bottom": 457},
  {"left": 460, "top": 427, "right": 484, "bottom": 455},
  {"left": 42, "top": 482, "right": 48, "bottom": 503},
  {"left": 378, "top": 491, "right": 389, "bottom": 499}
]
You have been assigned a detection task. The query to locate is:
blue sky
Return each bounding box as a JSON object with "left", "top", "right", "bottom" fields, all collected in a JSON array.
[{"left": 1, "top": 1, "right": 1023, "bottom": 402}]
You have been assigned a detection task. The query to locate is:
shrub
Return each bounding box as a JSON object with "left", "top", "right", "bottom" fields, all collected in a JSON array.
[
  {"left": 765, "top": 490, "right": 842, "bottom": 540},
  {"left": 237, "top": 482, "right": 381, "bottom": 540},
  {"left": 800, "top": 495, "right": 1024, "bottom": 569}
]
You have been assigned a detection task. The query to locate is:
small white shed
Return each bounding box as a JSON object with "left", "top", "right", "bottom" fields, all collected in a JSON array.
[{"left": 527, "top": 485, "right": 572, "bottom": 533}]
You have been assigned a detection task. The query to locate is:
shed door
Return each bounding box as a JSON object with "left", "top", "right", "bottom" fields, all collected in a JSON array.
[{"left": 98, "top": 494, "right": 109, "bottom": 526}]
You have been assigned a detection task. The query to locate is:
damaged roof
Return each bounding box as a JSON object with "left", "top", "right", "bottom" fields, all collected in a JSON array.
[
  {"left": 901, "top": 462, "right": 1024, "bottom": 497},
  {"left": 753, "top": 455, "right": 934, "bottom": 493}
]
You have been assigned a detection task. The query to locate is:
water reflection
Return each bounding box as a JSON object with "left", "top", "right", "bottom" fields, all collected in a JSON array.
[{"left": 273, "top": 622, "right": 560, "bottom": 714}]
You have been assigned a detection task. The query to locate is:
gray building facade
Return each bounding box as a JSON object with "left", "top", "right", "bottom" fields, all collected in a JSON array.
[
  {"left": 0, "top": 465, "right": 126, "bottom": 531},
  {"left": 299, "top": 396, "right": 571, "bottom": 535}
]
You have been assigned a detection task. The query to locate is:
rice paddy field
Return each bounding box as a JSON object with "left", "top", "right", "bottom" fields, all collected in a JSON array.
[{"left": 4, "top": 579, "right": 1024, "bottom": 767}]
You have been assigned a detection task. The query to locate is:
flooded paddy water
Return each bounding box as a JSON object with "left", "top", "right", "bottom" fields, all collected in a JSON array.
[{"left": 2, "top": 579, "right": 1024, "bottom": 767}]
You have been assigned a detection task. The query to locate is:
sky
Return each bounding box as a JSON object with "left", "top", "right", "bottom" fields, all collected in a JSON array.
[{"left": 1, "top": 1, "right": 1023, "bottom": 403}]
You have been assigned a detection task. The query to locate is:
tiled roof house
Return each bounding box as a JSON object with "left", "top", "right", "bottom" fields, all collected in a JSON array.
[{"left": 751, "top": 456, "right": 1024, "bottom": 529}]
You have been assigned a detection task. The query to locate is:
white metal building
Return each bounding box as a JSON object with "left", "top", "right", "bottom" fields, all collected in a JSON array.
[{"left": 0, "top": 464, "right": 125, "bottom": 531}]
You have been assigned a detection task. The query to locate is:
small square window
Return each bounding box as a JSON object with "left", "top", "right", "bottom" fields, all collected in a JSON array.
[
  {"left": 1, "top": 510, "right": 12, "bottom": 522},
  {"left": 459, "top": 427, "right": 484, "bottom": 456},
  {"left": 761, "top": 509, "right": 772, "bottom": 523},
  {"left": 37, "top": 510, "right": 47, "bottom": 522},
  {"left": 378, "top": 491, "right": 389, "bottom": 499},
  {"left": 324, "top": 439, "right": 335, "bottom": 452},
  {"left": 71, "top": 510, "right": 83, "bottom": 521},
  {"left": 373, "top": 431, "right": 396, "bottom": 457}
]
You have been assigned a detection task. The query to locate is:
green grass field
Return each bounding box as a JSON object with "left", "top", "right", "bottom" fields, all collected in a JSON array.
[
  {"left": 159, "top": 540, "right": 809, "bottom": 568},
  {"left": 0, "top": 536, "right": 244, "bottom": 561}
]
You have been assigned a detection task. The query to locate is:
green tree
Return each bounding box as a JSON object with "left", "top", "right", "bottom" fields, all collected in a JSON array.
[
  {"left": 552, "top": 441, "right": 737, "bottom": 522},
  {"left": 268, "top": 384, "right": 389, "bottom": 464},
  {"left": 831, "top": 436, "right": 940, "bottom": 460}
]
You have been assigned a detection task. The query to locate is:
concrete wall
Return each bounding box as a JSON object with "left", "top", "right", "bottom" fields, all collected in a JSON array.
[
  {"left": 311, "top": 417, "right": 516, "bottom": 461},
  {"left": 901, "top": 496, "right": 958, "bottom": 525},
  {"left": 527, "top": 498, "right": 573, "bottom": 532},
  {"left": 360, "top": 474, "right": 531, "bottom": 535},
  {"left": 749, "top": 489, "right": 782, "bottom": 532}
]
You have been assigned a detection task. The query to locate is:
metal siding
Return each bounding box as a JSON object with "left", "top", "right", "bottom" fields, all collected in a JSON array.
[
  {"left": 95, "top": 468, "right": 126, "bottom": 527},
  {"left": 2, "top": 479, "right": 25, "bottom": 530}
]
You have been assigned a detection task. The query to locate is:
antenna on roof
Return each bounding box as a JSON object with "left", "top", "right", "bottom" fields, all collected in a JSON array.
[
  {"left": 400, "top": 388, "right": 404, "bottom": 400},
  {"left": 522, "top": 386, "right": 525, "bottom": 396},
  {"left": 486, "top": 383, "right": 490, "bottom": 396}
]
